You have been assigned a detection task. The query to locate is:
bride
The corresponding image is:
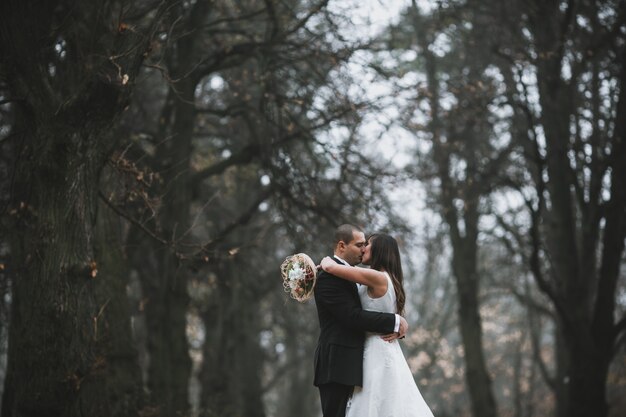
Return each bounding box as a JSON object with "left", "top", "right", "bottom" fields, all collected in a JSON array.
[{"left": 320, "top": 233, "right": 435, "bottom": 417}]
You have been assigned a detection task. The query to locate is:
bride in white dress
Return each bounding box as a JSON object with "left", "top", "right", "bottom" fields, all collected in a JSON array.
[{"left": 320, "top": 233, "right": 435, "bottom": 417}]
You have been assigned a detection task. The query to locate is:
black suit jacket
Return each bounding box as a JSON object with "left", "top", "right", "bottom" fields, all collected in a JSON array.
[{"left": 313, "top": 257, "right": 396, "bottom": 387}]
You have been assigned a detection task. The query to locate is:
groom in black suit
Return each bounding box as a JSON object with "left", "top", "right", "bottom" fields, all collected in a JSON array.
[{"left": 313, "top": 224, "right": 407, "bottom": 417}]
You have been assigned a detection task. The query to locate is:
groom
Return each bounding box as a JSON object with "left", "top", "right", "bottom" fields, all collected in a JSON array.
[{"left": 313, "top": 224, "right": 407, "bottom": 417}]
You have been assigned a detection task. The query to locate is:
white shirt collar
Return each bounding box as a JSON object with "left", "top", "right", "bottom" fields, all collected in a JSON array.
[{"left": 333, "top": 255, "right": 349, "bottom": 266}]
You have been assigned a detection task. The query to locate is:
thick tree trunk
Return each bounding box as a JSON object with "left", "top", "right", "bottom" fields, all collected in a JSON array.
[
  {"left": 566, "top": 338, "right": 610, "bottom": 417},
  {"left": 0, "top": 2, "right": 162, "bottom": 415},
  {"left": 2, "top": 114, "right": 137, "bottom": 417}
]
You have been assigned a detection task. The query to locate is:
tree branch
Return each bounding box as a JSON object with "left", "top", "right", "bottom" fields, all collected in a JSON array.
[
  {"left": 191, "top": 143, "right": 261, "bottom": 188},
  {"left": 99, "top": 191, "right": 169, "bottom": 247},
  {"left": 614, "top": 313, "right": 626, "bottom": 341},
  {"left": 197, "top": 186, "right": 274, "bottom": 254}
]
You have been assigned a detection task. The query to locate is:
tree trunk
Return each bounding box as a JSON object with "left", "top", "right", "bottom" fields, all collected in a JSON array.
[
  {"left": 564, "top": 42, "right": 626, "bottom": 417},
  {"left": 410, "top": 1, "right": 499, "bottom": 411},
  {"left": 200, "top": 260, "right": 237, "bottom": 416},
  {"left": 277, "top": 311, "right": 319, "bottom": 417},
  {"left": 135, "top": 71, "right": 195, "bottom": 415},
  {"left": 131, "top": 3, "right": 216, "bottom": 410},
  {"left": 2, "top": 112, "right": 135, "bottom": 417},
  {"left": 236, "top": 306, "right": 266, "bottom": 417},
  {"left": 139, "top": 249, "right": 191, "bottom": 416},
  {"left": 88, "top": 184, "right": 145, "bottom": 416},
  {"left": 449, "top": 232, "right": 498, "bottom": 417},
  {"left": 553, "top": 324, "right": 569, "bottom": 417},
  {"left": 0, "top": 2, "right": 162, "bottom": 415},
  {"left": 526, "top": 2, "right": 626, "bottom": 416},
  {"left": 200, "top": 258, "right": 267, "bottom": 417}
]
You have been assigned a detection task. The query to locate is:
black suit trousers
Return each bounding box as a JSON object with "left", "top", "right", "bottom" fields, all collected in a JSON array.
[{"left": 318, "top": 382, "right": 353, "bottom": 417}]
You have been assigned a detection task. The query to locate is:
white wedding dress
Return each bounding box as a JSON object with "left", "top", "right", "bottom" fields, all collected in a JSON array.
[{"left": 346, "top": 273, "right": 435, "bottom": 417}]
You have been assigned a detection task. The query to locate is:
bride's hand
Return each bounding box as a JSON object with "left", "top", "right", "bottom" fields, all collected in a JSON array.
[{"left": 320, "top": 256, "right": 335, "bottom": 272}]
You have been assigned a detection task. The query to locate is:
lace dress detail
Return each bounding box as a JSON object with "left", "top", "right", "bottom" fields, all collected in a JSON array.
[{"left": 346, "top": 273, "right": 435, "bottom": 417}]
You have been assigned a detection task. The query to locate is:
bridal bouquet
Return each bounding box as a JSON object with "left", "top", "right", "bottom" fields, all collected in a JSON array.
[{"left": 280, "top": 253, "right": 317, "bottom": 302}]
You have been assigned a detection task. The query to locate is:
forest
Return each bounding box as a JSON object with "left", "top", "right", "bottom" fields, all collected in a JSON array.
[{"left": 0, "top": 0, "right": 625, "bottom": 416}]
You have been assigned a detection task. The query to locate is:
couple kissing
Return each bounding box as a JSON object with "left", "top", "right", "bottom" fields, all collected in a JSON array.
[{"left": 313, "top": 224, "right": 435, "bottom": 417}]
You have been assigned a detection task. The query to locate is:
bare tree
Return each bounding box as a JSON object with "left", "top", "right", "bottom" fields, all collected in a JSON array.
[
  {"left": 396, "top": 2, "right": 519, "bottom": 416},
  {"left": 494, "top": 1, "right": 626, "bottom": 416}
]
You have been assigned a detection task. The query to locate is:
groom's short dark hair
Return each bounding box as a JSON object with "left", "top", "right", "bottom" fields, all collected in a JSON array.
[{"left": 334, "top": 224, "right": 363, "bottom": 246}]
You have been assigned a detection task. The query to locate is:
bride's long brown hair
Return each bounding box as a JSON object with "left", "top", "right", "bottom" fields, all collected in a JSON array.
[{"left": 368, "top": 233, "right": 406, "bottom": 315}]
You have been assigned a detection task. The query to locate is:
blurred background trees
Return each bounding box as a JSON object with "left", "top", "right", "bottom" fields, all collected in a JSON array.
[{"left": 0, "top": 1, "right": 624, "bottom": 417}]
